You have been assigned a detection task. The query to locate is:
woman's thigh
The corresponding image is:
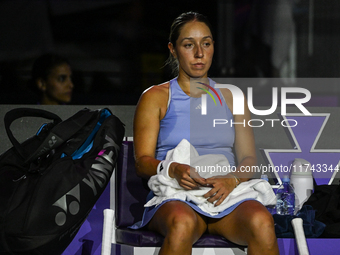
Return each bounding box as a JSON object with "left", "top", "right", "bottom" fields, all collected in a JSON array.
[
  {"left": 207, "top": 200, "right": 275, "bottom": 246},
  {"left": 148, "top": 200, "right": 208, "bottom": 240}
]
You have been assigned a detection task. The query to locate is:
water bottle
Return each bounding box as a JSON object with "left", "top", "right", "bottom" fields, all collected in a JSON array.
[
  {"left": 261, "top": 174, "right": 276, "bottom": 214},
  {"left": 276, "top": 175, "right": 295, "bottom": 215},
  {"left": 290, "top": 158, "right": 314, "bottom": 211}
]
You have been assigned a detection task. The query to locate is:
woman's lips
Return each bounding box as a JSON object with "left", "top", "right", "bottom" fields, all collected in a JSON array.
[
  {"left": 64, "top": 92, "right": 72, "bottom": 97},
  {"left": 193, "top": 63, "right": 205, "bottom": 69}
]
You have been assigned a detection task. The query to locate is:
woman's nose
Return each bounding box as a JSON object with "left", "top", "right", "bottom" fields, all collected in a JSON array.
[
  {"left": 68, "top": 77, "right": 74, "bottom": 89},
  {"left": 195, "top": 45, "right": 204, "bottom": 58}
]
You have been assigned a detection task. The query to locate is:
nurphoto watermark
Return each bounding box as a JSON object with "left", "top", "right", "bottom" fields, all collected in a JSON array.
[{"left": 190, "top": 78, "right": 313, "bottom": 128}]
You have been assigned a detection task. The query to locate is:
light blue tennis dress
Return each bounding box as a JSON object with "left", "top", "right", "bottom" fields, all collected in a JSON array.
[{"left": 130, "top": 77, "right": 250, "bottom": 229}]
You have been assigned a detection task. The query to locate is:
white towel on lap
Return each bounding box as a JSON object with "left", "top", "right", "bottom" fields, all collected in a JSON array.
[{"left": 146, "top": 139, "right": 276, "bottom": 216}]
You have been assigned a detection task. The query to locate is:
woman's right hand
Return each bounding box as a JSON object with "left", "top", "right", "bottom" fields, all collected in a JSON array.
[{"left": 168, "top": 162, "right": 207, "bottom": 190}]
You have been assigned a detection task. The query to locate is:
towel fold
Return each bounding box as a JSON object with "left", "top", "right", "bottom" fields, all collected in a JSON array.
[{"left": 146, "top": 139, "right": 276, "bottom": 216}]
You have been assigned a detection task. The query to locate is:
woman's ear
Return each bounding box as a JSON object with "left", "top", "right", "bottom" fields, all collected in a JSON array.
[
  {"left": 168, "top": 42, "right": 176, "bottom": 59},
  {"left": 37, "top": 78, "right": 46, "bottom": 92}
]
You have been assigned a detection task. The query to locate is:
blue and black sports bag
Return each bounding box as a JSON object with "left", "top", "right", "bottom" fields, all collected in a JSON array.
[{"left": 0, "top": 107, "right": 125, "bottom": 254}]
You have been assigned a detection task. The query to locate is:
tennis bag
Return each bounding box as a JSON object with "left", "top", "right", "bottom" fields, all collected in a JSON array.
[{"left": 0, "top": 107, "right": 125, "bottom": 254}]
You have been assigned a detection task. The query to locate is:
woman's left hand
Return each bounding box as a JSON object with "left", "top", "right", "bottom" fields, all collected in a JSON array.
[{"left": 203, "top": 175, "right": 237, "bottom": 206}]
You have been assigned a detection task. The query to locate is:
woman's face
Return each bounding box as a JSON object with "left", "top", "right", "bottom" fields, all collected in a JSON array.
[
  {"left": 39, "top": 63, "right": 74, "bottom": 104},
  {"left": 170, "top": 21, "right": 214, "bottom": 79}
]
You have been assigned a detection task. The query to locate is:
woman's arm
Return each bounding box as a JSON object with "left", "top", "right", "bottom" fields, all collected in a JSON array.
[
  {"left": 220, "top": 87, "right": 257, "bottom": 181},
  {"left": 231, "top": 94, "right": 257, "bottom": 182},
  {"left": 203, "top": 88, "right": 257, "bottom": 206},
  {"left": 133, "top": 83, "right": 206, "bottom": 189},
  {"left": 133, "top": 85, "right": 167, "bottom": 179}
]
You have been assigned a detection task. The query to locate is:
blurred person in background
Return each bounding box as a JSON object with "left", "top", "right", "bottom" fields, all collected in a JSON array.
[{"left": 29, "top": 53, "right": 74, "bottom": 105}]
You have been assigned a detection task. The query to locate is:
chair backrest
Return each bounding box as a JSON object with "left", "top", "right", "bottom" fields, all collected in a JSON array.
[{"left": 115, "top": 141, "right": 150, "bottom": 228}]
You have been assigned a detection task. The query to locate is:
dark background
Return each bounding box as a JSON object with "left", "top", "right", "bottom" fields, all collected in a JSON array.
[{"left": 0, "top": 0, "right": 339, "bottom": 106}]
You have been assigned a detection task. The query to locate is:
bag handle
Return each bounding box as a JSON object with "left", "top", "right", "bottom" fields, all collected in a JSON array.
[
  {"left": 4, "top": 108, "right": 62, "bottom": 159},
  {"left": 24, "top": 108, "right": 102, "bottom": 162}
]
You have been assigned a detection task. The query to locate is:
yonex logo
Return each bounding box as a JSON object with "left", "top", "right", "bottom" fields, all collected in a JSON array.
[
  {"left": 53, "top": 185, "right": 80, "bottom": 226},
  {"left": 52, "top": 135, "right": 119, "bottom": 227},
  {"left": 82, "top": 135, "right": 119, "bottom": 196},
  {"left": 49, "top": 136, "right": 57, "bottom": 147}
]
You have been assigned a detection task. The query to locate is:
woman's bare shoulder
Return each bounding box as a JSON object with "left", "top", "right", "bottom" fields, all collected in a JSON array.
[
  {"left": 219, "top": 87, "right": 233, "bottom": 101},
  {"left": 137, "top": 81, "right": 170, "bottom": 114},
  {"left": 141, "top": 81, "right": 169, "bottom": 99},
  {"left": 218, "top": 86, "right": 234, "bottom": 113}
]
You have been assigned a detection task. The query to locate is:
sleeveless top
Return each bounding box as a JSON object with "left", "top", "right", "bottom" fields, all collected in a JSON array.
[{"left": 155, "top": 77, "right": 235, "bottom": 166}]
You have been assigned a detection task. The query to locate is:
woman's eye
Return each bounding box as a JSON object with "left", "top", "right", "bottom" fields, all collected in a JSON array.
[
  {"left": 184, "top": 44, "right": 193, "bottom": 48},
  {"left": 58, "top": 75, "right": 67, "bottom": 82},
  {"left": 203, "top": 42, "right": 211, "bottom": 47}
]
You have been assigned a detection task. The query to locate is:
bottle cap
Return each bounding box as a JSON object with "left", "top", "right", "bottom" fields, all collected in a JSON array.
[
  {"left": 282, "top": 175, "right": 290, "bottom": 183},
  {"left": 261, "top": 174, "right": 269, "bottom": 181},
  {"left": 291, "top": 158, "right": 312, "bottom": 176}
]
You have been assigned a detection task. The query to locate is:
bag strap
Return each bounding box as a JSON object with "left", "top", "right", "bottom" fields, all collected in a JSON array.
[
  {"left": 4, "top": 108, "right": 62, "bottom": 159},
  {"left": 25, "top": 108, "right": 102, "bottom": 162}
]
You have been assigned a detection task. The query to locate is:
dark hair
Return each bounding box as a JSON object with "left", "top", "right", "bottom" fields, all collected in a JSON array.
[
  {"left": 166, "top": 12, "right": 213, "bottom": 76},
  {"left": 32, "top": 53, "right": 70, "bottom": 81},
  {"left": 29, "top": 53, "right": 70, "bottom": 95}
]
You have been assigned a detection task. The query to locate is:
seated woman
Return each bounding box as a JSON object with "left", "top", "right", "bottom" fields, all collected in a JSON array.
[{"left": 133, "top": 12, "right": 279, "bottom": 255}]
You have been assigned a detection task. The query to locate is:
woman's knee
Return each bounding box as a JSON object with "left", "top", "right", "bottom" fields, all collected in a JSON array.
[
  {"left": 167, "top": 207, "right": 205, "bottom": 238},
  {"left": 246, "top": 206, "right": 279, "bottom": 252},
  {"left": 150, "top": 201, "right": 207, "bottom": 240},
  {"left": 247, "top": 206, "right": 275, "bottom": 237}
]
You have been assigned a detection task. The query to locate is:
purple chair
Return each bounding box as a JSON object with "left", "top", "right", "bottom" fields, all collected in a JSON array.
[
  {"left": 102, "top": 140, "right": 340, "bottom": 255},
  {"left": 111, "top": 140, "right": 247, "bottom": 254}
]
